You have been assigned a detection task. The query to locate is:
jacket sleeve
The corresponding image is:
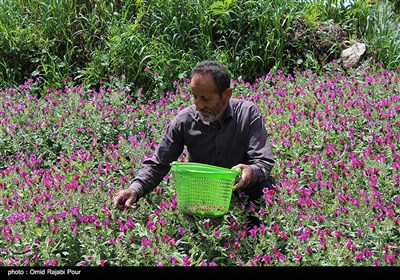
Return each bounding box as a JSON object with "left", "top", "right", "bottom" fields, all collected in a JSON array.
[
  {"left": 246, "top": 104, "right": 275, "bottom": 187},
  {"left": 128, "top": 116, "right": 184, "bottom": 200}
]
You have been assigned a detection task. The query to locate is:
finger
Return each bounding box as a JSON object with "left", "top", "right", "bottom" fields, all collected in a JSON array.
[
  {"left": 115, "top": 204, "right": 124, "bottom": 210},
  {"left": 233, "top": 184, "right": 238, "bottom": 192},
  {"left": 112, "top": 194, "right": 121, "bottom": 208},
  {"left": 233, "top": 180, "right": 244, "bottom": 192},
  {"left": 124, "top": 197, "right": 135, "bottom": 210},
  {"left": 113, "top": 192, "right": 126, "bottom": 210}
]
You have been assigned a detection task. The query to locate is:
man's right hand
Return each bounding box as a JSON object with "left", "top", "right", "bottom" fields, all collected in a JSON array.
[{"left": 112, "top": 189, "right": 138, "bottom": 210}]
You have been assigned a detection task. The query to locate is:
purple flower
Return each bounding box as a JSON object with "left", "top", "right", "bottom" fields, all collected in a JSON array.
[{"left": 182, "top": 256, "right": 191, "bottom": 266}]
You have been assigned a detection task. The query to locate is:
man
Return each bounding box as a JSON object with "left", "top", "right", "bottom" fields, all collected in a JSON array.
[{"left": 113, "top": 60, "right": 275, "bottom": 219}]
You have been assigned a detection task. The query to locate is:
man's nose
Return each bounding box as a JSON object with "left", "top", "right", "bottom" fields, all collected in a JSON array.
[{"left": 194, "top": 98, "right": 204, "bottom": 111}]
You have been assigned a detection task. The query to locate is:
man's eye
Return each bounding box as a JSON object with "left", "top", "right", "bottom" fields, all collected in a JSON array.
[{"left": 193, "top": 96, "right": 209, "bottom": 102}]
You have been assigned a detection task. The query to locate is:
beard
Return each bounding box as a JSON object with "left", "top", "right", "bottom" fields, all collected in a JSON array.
[{"left": 199, "top": 102, "right": 225, "bottom": 124}]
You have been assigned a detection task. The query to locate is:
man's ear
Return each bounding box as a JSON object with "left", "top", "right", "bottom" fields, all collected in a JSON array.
[{"left": 223, "top": 88, "right": 232, "bottom": 101}]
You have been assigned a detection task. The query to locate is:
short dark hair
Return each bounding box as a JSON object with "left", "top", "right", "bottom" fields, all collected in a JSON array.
[{"left": 191, "top": 60, "right": 230, "bottom": 95}]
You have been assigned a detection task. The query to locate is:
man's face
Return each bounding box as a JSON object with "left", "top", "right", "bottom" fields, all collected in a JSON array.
[{"left": 190, "top": 73, "right": 229, "bottom": 124}]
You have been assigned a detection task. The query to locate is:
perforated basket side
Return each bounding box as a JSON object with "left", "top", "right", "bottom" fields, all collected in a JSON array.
[{"left": 171, "top": 170, "right": 236, "bottom": 217}]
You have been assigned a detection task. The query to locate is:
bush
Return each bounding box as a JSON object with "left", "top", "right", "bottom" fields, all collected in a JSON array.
[{"left": 1, "top": 0, "right": 399, "bottom": 99}]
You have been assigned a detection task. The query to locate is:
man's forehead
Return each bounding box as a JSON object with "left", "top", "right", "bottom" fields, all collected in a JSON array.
[{"left": 190, "top": 73, "right": 214, "bottom": 86}]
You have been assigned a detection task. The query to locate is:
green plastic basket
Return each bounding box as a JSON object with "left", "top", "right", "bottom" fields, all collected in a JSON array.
[{"left": 170, "top": 161, "right": 241, "bottom": 217}]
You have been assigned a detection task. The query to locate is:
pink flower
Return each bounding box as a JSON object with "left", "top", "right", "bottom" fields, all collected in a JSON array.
[
  {"left": 280, "top": 231, "right": 288, "bottom": 240},
  {"left": 182, "top": 256, "right": 191, "bottom": 266},
  {"left": 369, "top": 222, "right": 375, "bottom": 231},
  {"left": 263, "top": 255, "right": 272, "bottom": 264},
  {"left": 355, "top": 252, "right": 365, "bottom": 261},
  {"left": 230, "top": 252, "right": 236, "bottom": 259},
  {"left": 249, "top": 229, "right": 257, "bottom": 237}
]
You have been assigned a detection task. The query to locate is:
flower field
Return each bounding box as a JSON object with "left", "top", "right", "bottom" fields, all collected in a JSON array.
[{"left": 0, "top": 61, "right": 399, "bottom": 266}]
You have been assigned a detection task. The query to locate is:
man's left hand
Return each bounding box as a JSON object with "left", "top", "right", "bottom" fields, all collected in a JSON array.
[{"left": 231, "top": 164, "right": 252, "bottom": 191}]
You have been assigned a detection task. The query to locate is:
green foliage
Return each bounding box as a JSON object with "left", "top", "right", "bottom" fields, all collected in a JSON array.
[
  {"left": 1, "top": 0, "right": 399, "bottom": 99},
  {"left": 358, "top": 2, "right": 400, "bottom": 69}
]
